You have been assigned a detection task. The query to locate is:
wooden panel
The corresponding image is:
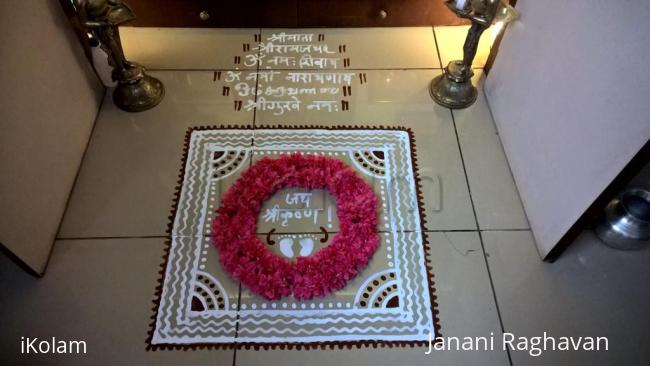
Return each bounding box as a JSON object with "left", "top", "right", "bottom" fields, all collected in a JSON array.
[
  {"left": 128, "top": 0, "right": 260, "bottom": 27},
  {"left": 298, "top": 0, "right": 464, "bottom": 27},
  {"left": 260, "top": 0, "right": 299, "bottom": 27},
  {"left": 125, "top": 0, "right": 464, "bottom": 27}
]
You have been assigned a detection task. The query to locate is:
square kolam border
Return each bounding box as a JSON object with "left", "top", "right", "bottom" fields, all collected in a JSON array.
[{"left": 146, "top": 125, "right": 441, "bottom": 350}]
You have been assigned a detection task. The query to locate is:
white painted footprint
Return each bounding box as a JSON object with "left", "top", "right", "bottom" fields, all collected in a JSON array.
[
  {"left": 299, "top": 238, "right": 314, "bottom": 257},
  {"left": 278, "top": 237, "right": 315, "bottom": 258},
  {"left": 279, "top": 237, "right": 294, "bottom": 258}
]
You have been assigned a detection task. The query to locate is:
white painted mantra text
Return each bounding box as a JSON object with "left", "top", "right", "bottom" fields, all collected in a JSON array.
[
  {"left": 223, "top": 32, "right": 360, "bottom": 114},
  {"left": 223, "top": 71, "right": 356, "bottom": 115},
  {"left": 262, "top": 192, "right": 334, "bottom": 226},
  {"left": 426, "top": 332, "right": 608, "bottom": 357},
  {"left": 224, "top": 71, "right": 355, "bottom": 85},
  {"left": 20, "top": 337, "right": 87, "bottom": 354},
  {"left": 245, "top": 53, "right": 341, "bottom": 68},
  {"left": 245, "top": 98, "right": 345, "bottom": 115},
  {"left": 239, "top": 32, "right": 345, "bottom": 68}
]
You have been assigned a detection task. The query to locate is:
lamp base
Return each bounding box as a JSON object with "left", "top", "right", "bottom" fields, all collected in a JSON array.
[
  {"left": 112, "top": 63, "right": 165, "bottom": 113},
  {"left": 429, "top": 61, "right": 477, "bottom": 109}
]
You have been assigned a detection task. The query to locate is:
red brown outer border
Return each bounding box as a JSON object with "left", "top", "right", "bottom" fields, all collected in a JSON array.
[{"left": 146, "top": 124, "right": 442, "bottom": 351}]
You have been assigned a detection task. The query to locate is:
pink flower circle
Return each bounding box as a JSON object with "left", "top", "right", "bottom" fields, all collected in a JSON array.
[{"left": 212, "top": 153, "right": 379, "bottom": 300}]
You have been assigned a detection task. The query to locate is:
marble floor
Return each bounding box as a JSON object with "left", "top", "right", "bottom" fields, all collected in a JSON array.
[{"left": 1, "top": 26, "right": 649, "bottom": 365}]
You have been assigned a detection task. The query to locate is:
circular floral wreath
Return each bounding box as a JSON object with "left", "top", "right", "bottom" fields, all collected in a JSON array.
[{"left": 211, "top": 153, "right": 379, "bottom": 301}]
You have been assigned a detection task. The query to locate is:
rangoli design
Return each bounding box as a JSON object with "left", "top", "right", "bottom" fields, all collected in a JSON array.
[
  {"left": 212, "top": 153, "right": 380, "bottom": 301},
  {"left": 148, "top": 127, "right": 439, "bottom": 349}
]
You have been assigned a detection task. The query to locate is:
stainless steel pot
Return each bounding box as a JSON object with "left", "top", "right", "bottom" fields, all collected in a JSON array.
[{"left": 596, "top": 188, "right": 650, "bottom": 250}]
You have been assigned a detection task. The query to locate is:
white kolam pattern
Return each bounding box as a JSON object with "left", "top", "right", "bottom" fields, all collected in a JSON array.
[{"left": 151, "top": 128, "right": 435, "bottom": 346}]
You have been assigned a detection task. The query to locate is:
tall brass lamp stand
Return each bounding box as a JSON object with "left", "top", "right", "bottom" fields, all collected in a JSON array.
[
  {"left": 78, "top": 0, "right": 164, "bottom": 112},
  {"left": 430, "top": 0, "right": 509, "bottom": 109}
]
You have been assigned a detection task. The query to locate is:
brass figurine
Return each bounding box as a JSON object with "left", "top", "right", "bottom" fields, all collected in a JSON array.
[
  {"left": 78, "top": 0, "right": 164, "bottom": 112},
  {"left": 430, "top": 0, "right": 501, "bottom": 109}
]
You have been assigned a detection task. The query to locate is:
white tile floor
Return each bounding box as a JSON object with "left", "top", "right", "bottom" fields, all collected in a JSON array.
[{"left": 1, "top": 27, "right": 649, "bottom": 365}]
